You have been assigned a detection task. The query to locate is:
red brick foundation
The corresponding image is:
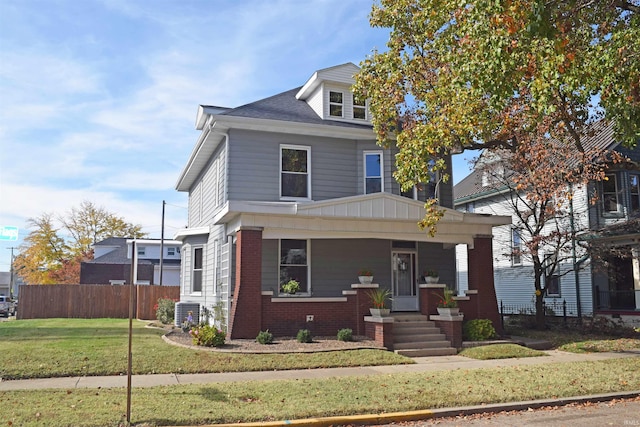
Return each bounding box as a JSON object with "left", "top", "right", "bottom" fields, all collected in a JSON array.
[{"left": 229, "top": 228, "right": 263, "bottom": 339}]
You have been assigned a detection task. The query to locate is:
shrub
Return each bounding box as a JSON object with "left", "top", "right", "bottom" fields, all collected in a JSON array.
[
  {"left": 296, "top": 329, "right": 313, "bottom": 343},
  {"left": 189, "top": 324, "right": 226, "bottom": 347},
  {"left": 337, "top": 328, "right": 353, "bottom": 342},
  {"left": 256, "top": 330, "right": 274, "bottom": 345},
  {"left": 155, "top": 297, "right": 177, "bottom": 324},
  {"left": 463, "top": 319, "right": 497, "bottom": 341}
]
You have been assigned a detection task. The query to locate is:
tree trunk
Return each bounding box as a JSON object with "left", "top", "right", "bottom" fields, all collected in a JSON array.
[{"left": 535, "top": 294, "right": 545, "bottom": 329}]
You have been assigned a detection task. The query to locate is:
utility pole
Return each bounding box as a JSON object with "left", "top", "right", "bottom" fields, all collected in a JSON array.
[
  {"left": 159, "top": 200, "right": 165, "bottom": 286},
  {"left": 8, "top": 247, "right": 17, "bottom": 299}
]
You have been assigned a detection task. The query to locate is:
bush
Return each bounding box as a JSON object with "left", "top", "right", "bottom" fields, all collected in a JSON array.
[
  {"left": 155, "top": 297, "right": 177, "bottom": 324},
  {"left": 256, "top": 330, "right": 274, "bottom": 345},
  {"left": 296, "top": 329, "right": 313, "bottom": 343},
  {"left": 463, "top": 319, "right": 497, "bottom": 341},
  {"left": 337, "top": 328, "right": 353, "bottom": 342},
  {"left": 189, "top": 324, "right": 226, "bottom": 347}
]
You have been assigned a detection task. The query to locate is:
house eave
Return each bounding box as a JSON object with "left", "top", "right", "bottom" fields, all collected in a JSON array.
[
  {"left": 212, "top": 193, "right": 510, "bottom": 245},
  {"left": 173, "top": 226, "right": 210, "bottom": 241}
]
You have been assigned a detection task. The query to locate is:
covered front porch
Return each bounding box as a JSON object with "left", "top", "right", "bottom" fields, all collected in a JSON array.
[{"left": 215, "top": 193, "right": 511, "bottom": 340}]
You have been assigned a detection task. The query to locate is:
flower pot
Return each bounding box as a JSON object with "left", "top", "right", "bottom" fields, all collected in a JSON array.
[
  {"left": 359, "top": 275, "right": 374, "bottom": 285},
  {"left": 425, "top": 276, "right": 439, "bottom": 284},
  {"left": 369, "top": 308, "right": 390, "bottom": 317},
  {"left": 437, "top": 307, "right": 460, "bottom": 316}
]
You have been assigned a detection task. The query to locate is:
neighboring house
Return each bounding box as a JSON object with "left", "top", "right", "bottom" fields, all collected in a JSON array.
[
  {"left": 174, "top": 63, "right": 510, "bottom": 341},
  {"left": 454, "top": 122, "right": 640, "bottom": 325},
  {"left": 0, "top": 271, "right": 10, "bottom": 296},
  {"left": 80, "top": 237, "right": 182, "bottom": 286}
]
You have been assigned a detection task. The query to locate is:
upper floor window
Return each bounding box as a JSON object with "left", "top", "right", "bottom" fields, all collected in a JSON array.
[
  {"left": 364, "top": 151, "right": 383, "bottom": 194},
  {"left": 279, "top": 239, "right": 309, "bottom": 295},
  {"left": 512, "top": 228, "right": 522, "bottom": 266},
  {"left": 167, "top": 247, "right": 177, "bottom": 256},
  {"left": 192, "top": 247, "right": 203, "bottom": 293},
  {"left": 353, "top": 95, "right": 366, "bottom": 120},
  {"left": 329, "top": 91, "right": 343, "bottom": 117},
  {"left": 602, "top": 173, "right": 621, "bottom": 213},
  {"left": 280, "top": 145, "right": 310, "bottom": 199},
  {"left": 137, "top": 246, "right": 146, "bottom": 256},
  {"left": 630, "top": 173, "right": 639, "bottom": 212}
]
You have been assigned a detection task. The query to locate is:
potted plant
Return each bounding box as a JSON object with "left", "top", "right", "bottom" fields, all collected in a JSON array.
[
  {"left": 281, "top": 279, "right": 300, "bottom": 295},
  {"left": 358, "top": 268, "right": 374, "bottom": 285},
  {"left": 434, "top": 288, "right": 460, "bottom": 316},
  {"left": 423, "top": 269, "right": 439, "bottom": 284},
  {"left": 366, "top": 288, "right": 391, "bottom": 317}
]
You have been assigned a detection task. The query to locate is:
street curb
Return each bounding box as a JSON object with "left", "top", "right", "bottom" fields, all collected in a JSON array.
[{"left": 206, "top": 390, "right": 640, "bottom": 427}]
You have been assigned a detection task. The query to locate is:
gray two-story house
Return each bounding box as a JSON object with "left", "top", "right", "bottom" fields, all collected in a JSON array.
[{"left": 174, "top": 63, "right": 510, "bottom": 341}]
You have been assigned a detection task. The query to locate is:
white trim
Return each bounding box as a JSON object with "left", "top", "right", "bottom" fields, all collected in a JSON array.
[
  {"left": 364, "top": 150, "right": 384, "bottom": 194},
  {"left": 271, "top": 297, "right": 348, "bottom": 303},
  {"left": 280, "top": 144, "right": 311, "bottom": 201},
  {"left": 173, "top": 226, "right": 210, "bottom": 241}
]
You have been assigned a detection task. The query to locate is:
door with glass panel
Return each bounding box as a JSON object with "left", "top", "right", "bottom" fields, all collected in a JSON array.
[{"left": 391, "top": 251, "right": 418, "bottom": 311}]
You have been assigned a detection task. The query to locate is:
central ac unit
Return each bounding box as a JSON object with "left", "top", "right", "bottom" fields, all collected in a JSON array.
[{"left": 174, "top": 302, "right": 200, "bottom": 327}]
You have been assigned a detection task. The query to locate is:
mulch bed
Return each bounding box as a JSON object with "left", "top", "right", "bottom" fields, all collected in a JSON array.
[{"left": 162, "top": 329, "right": 384, "bottom": 353}]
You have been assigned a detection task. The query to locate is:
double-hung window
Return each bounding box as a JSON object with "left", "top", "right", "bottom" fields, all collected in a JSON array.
[
  {"left": 192, "top": 247, "right": 203, "bottom": 293},
  {"left": 137, "top": 246, "right": 146, "bottom": 257},
  {"left": 167, "top": 247, "right": 176, "bottom": 256},
  {"left": 364, "top": 151, "right": 383, "bottom": 194},
  {"left": 546, "top": 275, "right": 560, "bottom": 297},
  {"left": 353, "top": 94, "right": 366, "bottom": 120},
  {"left": 512, "top": 228, "right": 522, "bottom": 266},
  {"left": 602, "top": 173, "right": 621, "bottom": 213},
  {"left": 329, "top": 91, "right": 343, "bottom": 117},
  {"left": 630, "top": 173, "right": 639, "bottom": 212},
  {"left": 279, "top": 239, "right": 308, "bottom": 294},
  {"left": 280, "top": 145, "right": 310, "bottom": 199}
]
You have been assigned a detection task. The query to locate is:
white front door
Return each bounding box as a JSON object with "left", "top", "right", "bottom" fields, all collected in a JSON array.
[{"left": 391, "top": 251, "right": 419, "bottom": 311}]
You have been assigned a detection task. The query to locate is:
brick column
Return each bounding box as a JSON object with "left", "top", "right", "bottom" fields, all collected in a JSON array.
[
  {"left": 229, "top": 227, "right": 263, "bottom": 339},
  {"left": 468, "top": 235, "right": 502, "bottom": 334}
]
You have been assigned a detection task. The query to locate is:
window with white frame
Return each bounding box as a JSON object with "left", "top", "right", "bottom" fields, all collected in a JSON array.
[
  {"left": 364, "top": 151, "right": 383, "bottom": 193},
  {"left": 280, "top": 145, "right": 310, "bottom": 199},
  {"left": 329, "top": 91, "right": 343, "bottom": 117},
  {"left": 353, "top": 94, "right": 366, "bottom": 120},
  {"left": 630, "top": 173, "right": 639, "bottom": 212},
  {"left": 192, "top": 247, "right": 203, "bottom": 293},
  {"left": 167, "top": 247, "right": 176, "bottom": 256},
  {"left": 602, "top": 173, "right": 621, "bottom": 213},
  {"left": 279, "top": 239, "right": 308, "bottom": 294},
  {"left": 137, "top": 246, "right": 146, "bottom": 256},
  {"left": 511, "top": 228, "right": 522, "bottom": 265}
]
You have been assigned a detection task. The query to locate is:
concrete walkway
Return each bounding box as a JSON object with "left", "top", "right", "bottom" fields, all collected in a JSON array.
[{"left": 1, "top": 349, "right": 638, "bottom": 391}]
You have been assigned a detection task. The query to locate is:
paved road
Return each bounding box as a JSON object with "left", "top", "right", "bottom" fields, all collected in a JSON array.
[{"left": 373, "top": 397, "right": 640, "bottom": 427}]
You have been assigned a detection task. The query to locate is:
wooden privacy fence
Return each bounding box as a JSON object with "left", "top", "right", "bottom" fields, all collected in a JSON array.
[{"left": 17, "top": 284, "right": 180, "bottom": 320}]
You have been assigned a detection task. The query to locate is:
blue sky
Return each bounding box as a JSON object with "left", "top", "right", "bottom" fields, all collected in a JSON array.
[{"left": 0, "top": 0, "right": 474, "bottom": 272}]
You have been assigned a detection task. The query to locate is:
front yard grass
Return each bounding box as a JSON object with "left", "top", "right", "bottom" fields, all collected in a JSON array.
[
  {"left": 459, "top": 343, "right": 547, "bottom": 360},
  {"left": 2, "top": 357, "right": 638, "bottom": 427},
  {"left": 0, "top": 318, "right": 410, "bottom": 380}
]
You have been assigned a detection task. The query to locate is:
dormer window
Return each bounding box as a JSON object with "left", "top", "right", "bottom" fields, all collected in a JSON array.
[
  {"left": 353, "top": 95, "right": 366, "bottom": 120},
  {"left": 329, "top": 91, "right": 343, "bottom": 117}
]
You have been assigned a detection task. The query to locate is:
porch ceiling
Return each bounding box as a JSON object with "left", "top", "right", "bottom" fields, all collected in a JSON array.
[{"left": 215, "top": 193, "right": 511, "bottom": 246}]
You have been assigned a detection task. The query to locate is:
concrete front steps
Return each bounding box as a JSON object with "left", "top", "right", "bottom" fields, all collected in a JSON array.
[{"left": 391, "top": 313, "right": 457, "bottom": 357}]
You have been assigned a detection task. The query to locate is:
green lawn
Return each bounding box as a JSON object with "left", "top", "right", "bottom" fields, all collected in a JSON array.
[
  {"left": 0, "top": 318, "right": 410, "bottom": 380},
  {"left": 2, "top": 358, "right": 638, "bottom": 427}
]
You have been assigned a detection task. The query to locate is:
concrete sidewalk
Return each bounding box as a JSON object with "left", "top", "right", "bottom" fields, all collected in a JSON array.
[{"left": 1, "top": 349, "right": 637, "bottom": 391}]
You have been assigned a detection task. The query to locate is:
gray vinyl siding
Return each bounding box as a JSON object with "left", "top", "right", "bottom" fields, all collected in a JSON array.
[
  {"left": 416, "top": 242, "right": 456, "bottom": 286},
  {"left": 227, "top": 129, "right": 373, "bottom": 201},
  {"left": 187, "top": 142, "right": 227, "bottom": 228}
]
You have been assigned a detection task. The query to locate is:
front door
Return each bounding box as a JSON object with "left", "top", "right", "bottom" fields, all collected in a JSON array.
[{"left": 392, "top": 251, "right": 418, "bottom": 311}]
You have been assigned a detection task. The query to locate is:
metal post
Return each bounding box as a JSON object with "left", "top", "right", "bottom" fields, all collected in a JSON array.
[{"left": 126, "top": 240, "right": 136, "bottom": 424}]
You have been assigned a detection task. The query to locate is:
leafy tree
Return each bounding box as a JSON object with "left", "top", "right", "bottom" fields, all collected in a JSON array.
[
  {"left": 14, "top": 214, "right": 69, "bottom": 284},
  {"left": 354, "top": 0, "right": 639, "bottom": 184},
  {"left": 475, "top": 124, "right": 627, "bottom": 328},
  {"left": 60, "top": 201, "right": 145, "bottom": 256},
  {"left": 353, "top": 0, "right": 639, "bottom": 327},
  {"left": 15, "top": 201, "right": 146, "bottom": 284}
]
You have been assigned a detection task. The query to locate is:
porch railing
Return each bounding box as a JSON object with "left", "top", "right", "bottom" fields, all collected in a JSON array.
[{"left": 595, "top": 287, "right": 639, "bottom": 310}]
